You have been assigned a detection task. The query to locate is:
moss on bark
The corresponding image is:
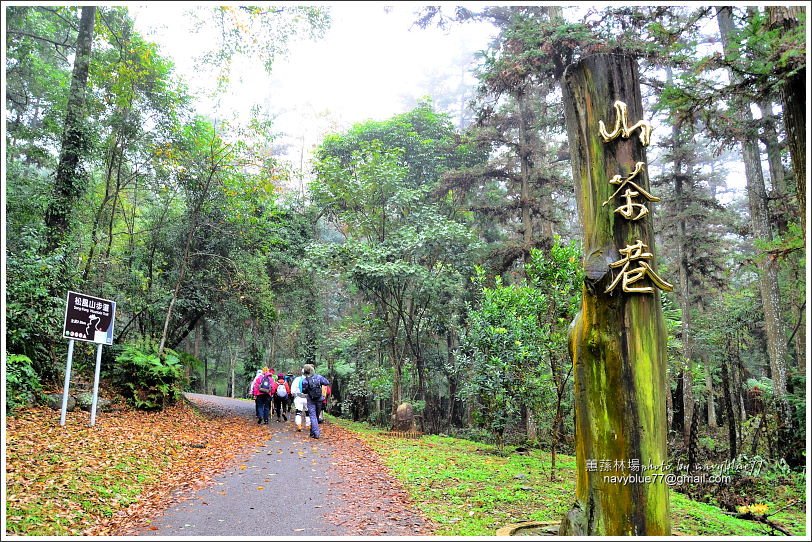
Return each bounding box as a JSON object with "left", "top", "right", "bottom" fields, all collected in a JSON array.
[{"left": 559, "top": 53, "right": 671, "bottom": 535}]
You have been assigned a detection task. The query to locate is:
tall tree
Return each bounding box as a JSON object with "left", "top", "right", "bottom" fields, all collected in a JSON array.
[
  {"left": 442, "top": 8, "right": 587, "bottom": 277},
  {"left": 715, "top": 6, "right": 794, "bottom": 464},
  {"left": 311, "top": 104, "right": 483, "bottom": 418},
  {"left": 43, "top": 6, "right": 95, "bottom": 254},
  {"left": 765, "top": 7, "right": 806, "bottom": 239}
]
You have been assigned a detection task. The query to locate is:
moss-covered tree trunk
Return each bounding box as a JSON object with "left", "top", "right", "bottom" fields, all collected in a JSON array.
[
  {"left": 45, "top": 6, "right": 96, "bottom": 253},
  {"left": 558, "top": 54, "right": 670, "bottom": 536}
]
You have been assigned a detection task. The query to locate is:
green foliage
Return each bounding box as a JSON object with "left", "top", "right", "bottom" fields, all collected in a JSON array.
[
  {"left": 458, "top": 240, "right": 582, "bottom": 450},
  {"left": 6, "top": 354, "right": 43, "bottom": 415},
  {"left": 6, "top": 7, "right": 75, "bottom": 164},
  {"left": 524, "top": 240, "right": 583, "bottom": 320},
  {"left": 459, "top": 274, "right": 548, "bottom": 447},
  {"left": 111, "top": 339, "right": 184, "bottom": 410},
  {"left": 315, "top": 99, "right": 482, "bottom": 191},
  {"left": 5, "top": 245, "right": 66, "bottom": 380},
  {"left": 479, "top": 11, "right": 601, "bottom": 92},
  {"left": 310, "top": 101, "right": 484, "bottom": 420}
]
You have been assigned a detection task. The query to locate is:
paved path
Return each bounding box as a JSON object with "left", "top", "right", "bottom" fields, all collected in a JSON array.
[{"left": 139, "top": 393, "right": 346, "bottom": 537}]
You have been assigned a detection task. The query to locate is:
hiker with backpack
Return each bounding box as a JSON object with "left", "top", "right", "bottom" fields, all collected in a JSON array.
[
  {"left": 272, "top": 373, "right": 290, "bottom": 422},
  {"left": 300, "top": 364, "right": 330, "bottom": 439},
  {"left": 290, "top": 369, "right": 310, "bottom": 432},
  {"left": 252, "top": 367, "right": 275, "bottom": 424},
  {"left": 251, "top": 369, "right": 264, "bottom": 421},
  {"left": 284, "top": 372, "right": 295, "bottom": 414}
]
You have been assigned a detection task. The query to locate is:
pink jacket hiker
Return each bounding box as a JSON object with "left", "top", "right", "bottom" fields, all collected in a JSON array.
[{"left": 252, "top": 371, "right": 276, "bottom": 396}]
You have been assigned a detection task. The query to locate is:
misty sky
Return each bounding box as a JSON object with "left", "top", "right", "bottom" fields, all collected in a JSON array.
[{"left": 130, "top": 3, "right": 498, "bottom": 170}]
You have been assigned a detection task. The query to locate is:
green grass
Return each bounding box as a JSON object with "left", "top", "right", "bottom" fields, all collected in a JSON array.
[{"left": 333, "top": 417, "right": 807, "bottom": 536}]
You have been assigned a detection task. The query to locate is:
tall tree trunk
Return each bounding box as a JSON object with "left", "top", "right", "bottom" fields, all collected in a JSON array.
[
  {"left": 202, "top": 320, "right": 209, "bottom": 394},
  {"left": 717, "top": 7, "right": 794, "bottom": 463},
  {"left": 792, "top": 295, "right": 805, "bottom": 373},
  {"left": 405, "top": 300, "right": 427, "bottom": 403},
  {"left": 388, "top": 316, "right": 404, "bottom": 422},
  {"left": 558, "top": 53, "right": 670, "bottom": 536},
  {"left": 704, "top": 357, "right": 717, "bottom": 429},
  {"left": 157, "top": 222, "right": 194, "bottom": 357},
  {"left": 157, "top": 155, "right": 219, "bottom": 356},
  {"left": 229, "top": 349, "right": 236, "bottom": 399},
  {"left": 720, "top": 345, "right": 737, "bottom": 460},
  {"left": 766, "top": 7, "right": 806, "bottom": 240},
  {"left": 668, "top": 67, "right": 695, "bottom": 445},
  {"left": 759, "top": 99, "right": 791, "bottom": 235},
  {"left": 734, "top": 336, "right": 748, "bottom": 428},
  {"left": 45, "top": 6, "right": 96, "bottom": 254},
  {"left": 517, "top": 89, "right": 534, "bottom": 250},
  {"left": 191, "top": 321, "right": 201, "bottom": 389},
  {"left": 446, "top": 329, "right": 456, "bottom": 424},
  {"left": 758, "top": 101, "right": 786, "bottom": 193}
]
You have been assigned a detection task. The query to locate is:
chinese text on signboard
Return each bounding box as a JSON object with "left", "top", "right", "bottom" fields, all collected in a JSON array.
[{"left": 62, "top": 291, "right": 116, "bottom": 345}]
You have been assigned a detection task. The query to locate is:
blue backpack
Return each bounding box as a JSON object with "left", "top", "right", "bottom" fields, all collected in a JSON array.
[{"left": 303, "top": 376, "right": 322, "bottom": 402}]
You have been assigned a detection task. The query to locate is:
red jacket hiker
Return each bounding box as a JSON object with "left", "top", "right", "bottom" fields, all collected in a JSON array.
[{"left": 272, "top": 375, "right": 290, "bottom": 422}]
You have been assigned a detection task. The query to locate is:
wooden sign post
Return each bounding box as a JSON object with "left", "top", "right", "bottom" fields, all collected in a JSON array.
[{"left": 559, "top": 53, "right": 671, "bottom": 535}]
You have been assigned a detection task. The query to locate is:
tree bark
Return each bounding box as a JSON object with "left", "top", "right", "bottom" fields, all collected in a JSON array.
[
  {"left": 517, "top": 89, "right": 534, "bottom": 249},
  {"left": 558, "top": 53, "right": 670, "bottom": 536},
  {"left": 229, "top": 349, "right": 236, "bottom": 399},
  {"left": 766, "top": 7, "right": 806, "bottom": 240},
  {"left": 720, "top": 343, "right": 737, "bottom": 460},
  {"left": 202, "top": 319, "right": 209, "bottom": 394},
  {"left": 45, "top": 6, "right": 96, "bottom": 254},
  {"left": 668, "top": 65, "right": 695, "bottom": 445},
  {"left": 758, "top": 101, "right": 787, "bottom": 196},
  {"left": 704, "top": 356, "right": 717, "bottom": 429}
]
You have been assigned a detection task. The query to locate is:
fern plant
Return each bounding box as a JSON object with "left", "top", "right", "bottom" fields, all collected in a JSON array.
[{"left": 112, "top": 339, "right": 184, "bottom": 411}]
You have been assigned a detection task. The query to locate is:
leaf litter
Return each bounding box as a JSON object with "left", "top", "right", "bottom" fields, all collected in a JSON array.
[
  {"left": 5, "top": 400, "right": 270, "bottom": 536},
  {"left": 6, "top": 399, "right": 437, "bottom": 536}
]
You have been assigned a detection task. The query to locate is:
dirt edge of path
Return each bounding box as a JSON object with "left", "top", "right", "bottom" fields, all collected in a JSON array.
[{"left": 322, "top": 423, "right": 438, "bottom": 536}]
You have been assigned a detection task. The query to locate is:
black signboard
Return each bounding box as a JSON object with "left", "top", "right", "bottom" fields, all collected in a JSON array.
[{"left": 62, "top": 291, "right": 116, "bottom": 345}]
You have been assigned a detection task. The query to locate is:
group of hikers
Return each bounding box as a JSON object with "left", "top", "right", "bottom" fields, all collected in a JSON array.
[{"left": 250, "top": 364, "right": 331, "bottom": 439}]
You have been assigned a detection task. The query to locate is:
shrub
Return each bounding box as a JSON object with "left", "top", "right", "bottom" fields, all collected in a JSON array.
[
  {"left": 111, "top": 340, "right": 184, "bottom": 411},
  {"left": 6, "top": 354, "right": 42, "bottom": 414},
  {"left": 5, "top": 247, "right": 66, "bottom": 382}
]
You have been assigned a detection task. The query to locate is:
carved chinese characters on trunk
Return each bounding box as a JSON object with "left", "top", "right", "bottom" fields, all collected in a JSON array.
[
  {"left": 599, "top": 100, "right": 653, "bottom": 146},
  {"left": 602, "top": 161, "right": 660, "bottom": 220},
  {"left": 599, "top": 101, "right": 673, "bottom": 295},
  {"left": 605, "top": 240, "right": 674, "bottom": 294}
]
